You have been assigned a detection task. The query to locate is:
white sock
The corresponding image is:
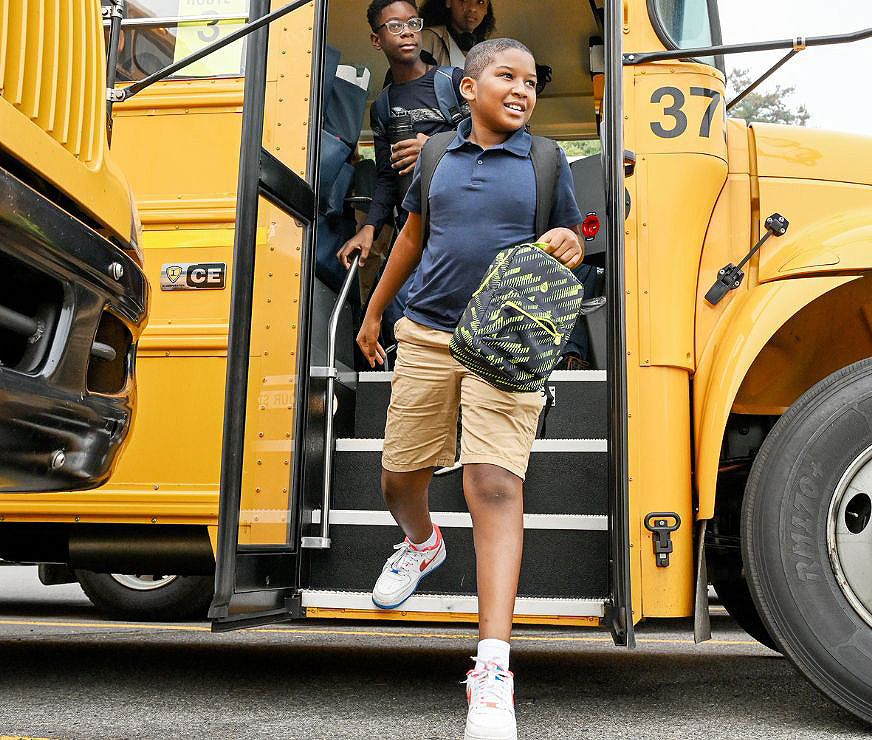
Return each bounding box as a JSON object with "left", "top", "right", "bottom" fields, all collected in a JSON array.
[
  {"left": 410, "top": 525, "right": 437, "bottom": 550},
  {"left": 475, "top": 638, "right": 510, "bottom": 672}
]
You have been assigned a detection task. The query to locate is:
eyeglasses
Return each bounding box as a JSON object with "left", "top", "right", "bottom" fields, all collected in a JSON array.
[{"left": 375, "top": 17, "right": 424, "bottom": 34}]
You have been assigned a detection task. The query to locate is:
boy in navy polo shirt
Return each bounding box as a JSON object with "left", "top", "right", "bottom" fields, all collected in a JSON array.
[{"left": 357, "top": 38, "right": 582, "bottom": 740}]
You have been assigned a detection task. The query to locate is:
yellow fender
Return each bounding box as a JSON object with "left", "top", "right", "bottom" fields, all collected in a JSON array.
[
  {"left": 693, "top": 274, "right": 860, "bottom": 520},
  {"left": 760, "top": 208, "right": 872, "bottom": 282}
]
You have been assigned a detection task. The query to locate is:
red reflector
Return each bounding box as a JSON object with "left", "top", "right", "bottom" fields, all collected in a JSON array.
[{"left": 581, "top": 213, "right": 600, "bottom": 240}]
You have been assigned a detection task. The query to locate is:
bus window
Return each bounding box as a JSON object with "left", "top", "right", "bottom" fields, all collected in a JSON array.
[
  {"left": 106, "top": 0, "right": 250, "bottom": 82},
  {"left": 649, "top": 0, "right": 721, "bottom": 68}
]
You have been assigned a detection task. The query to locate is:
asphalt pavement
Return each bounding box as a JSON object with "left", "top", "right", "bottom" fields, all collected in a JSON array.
[{"left": 0, "top": 565, "right": 867, "bottom": 739}]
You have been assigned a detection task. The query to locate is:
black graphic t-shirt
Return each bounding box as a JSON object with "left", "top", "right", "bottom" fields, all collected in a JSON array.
[{"left": 365, "top": 66, "right": 466, "bottom": 236}]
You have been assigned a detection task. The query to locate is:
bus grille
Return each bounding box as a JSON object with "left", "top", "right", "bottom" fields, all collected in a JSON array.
[{"left": 0, "top": 0, "right": 106, "bottom": 167}]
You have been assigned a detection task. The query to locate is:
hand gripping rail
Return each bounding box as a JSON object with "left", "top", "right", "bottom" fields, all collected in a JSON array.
[{"left": 301, "top": 260, "right": 359, "bottom": 549}]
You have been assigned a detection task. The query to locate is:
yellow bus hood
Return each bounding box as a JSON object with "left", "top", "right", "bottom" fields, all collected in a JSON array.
[{"left": 752, "top": 122, "right": 872, "bottom": 187}]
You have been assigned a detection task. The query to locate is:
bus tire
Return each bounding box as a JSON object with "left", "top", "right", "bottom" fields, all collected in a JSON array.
[
  {"left": 710, "top": 569, "right": 779, "bottom": 652},
  {"left": 743, "top": 358, "right": 872, "bottom": 724},
  {"left": 75, "top": 570, "right": 213, "bottom": 621}
]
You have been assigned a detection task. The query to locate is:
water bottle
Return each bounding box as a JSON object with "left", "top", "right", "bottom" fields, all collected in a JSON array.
[{"left": 388, "top": 112, "right": 416, "bottom": 200}]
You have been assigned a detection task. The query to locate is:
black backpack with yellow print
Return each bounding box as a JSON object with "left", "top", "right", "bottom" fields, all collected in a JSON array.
[{"left": 449, "top": 243, "right": 583, "bottom": 392}]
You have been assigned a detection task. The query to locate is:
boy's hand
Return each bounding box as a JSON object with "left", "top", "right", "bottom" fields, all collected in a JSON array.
[
  {"left": 337, "top": 225, "right": 375, "bottom": 268},
  {"left": 390, "top": 133, "right": 429, "bottom": 176},
  {"left": 357, "top": 314, "right": 387, "bottom": 368},
  {"left": 538, "top": 227, "right": 584, "bottom": 269}
]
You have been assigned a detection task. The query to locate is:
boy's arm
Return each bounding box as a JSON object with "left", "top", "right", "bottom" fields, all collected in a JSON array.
[
  {"left": 538, "top": 149, "right": 585, "bottom": 268},
  {"left": 357, "top": 213, "right": 423, "bottom": 367}
]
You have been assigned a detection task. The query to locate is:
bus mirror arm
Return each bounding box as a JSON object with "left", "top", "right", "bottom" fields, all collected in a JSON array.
[
  {"left": 623, "top": 27, "right": 872, "bottom": 66},
  {"left": 704, "top": 213, "right": 789, "bottom": 306}
]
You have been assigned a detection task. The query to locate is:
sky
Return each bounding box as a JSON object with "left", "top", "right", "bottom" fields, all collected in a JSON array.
[{"left": 717, "top": 1, "right": 872, "bottom": 136}]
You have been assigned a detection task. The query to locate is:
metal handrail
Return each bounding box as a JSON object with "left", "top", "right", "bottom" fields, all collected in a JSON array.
[{"left": 302, "top": 261, "right": 358, "bottom": 549}]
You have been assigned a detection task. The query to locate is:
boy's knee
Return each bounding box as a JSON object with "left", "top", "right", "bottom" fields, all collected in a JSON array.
[{"left": 464, "top": 463, "right": 522, "bottom": 506}]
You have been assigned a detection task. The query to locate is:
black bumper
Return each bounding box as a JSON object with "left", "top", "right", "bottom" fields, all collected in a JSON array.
[{"left": 0, "top": 166, "right": 149, "bottom": 492}]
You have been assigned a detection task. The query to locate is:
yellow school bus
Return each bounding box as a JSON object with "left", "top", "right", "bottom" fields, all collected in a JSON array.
[
  {"left": 0, "top": 1, "right": 148, "bottom": 492},
  {"left": 3, "top": 0, "right": 872, "bottom": 723}
]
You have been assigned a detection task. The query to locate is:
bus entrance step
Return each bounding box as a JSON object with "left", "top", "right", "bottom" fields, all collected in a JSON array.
[
  {"left": 300, "top": 590, "right": 607, "bottom": 620},
  {"left": 331, "top": 438, "right": 608, "bottom": 515},
  {"left": 354, "top": 370, "right": 607, "bottom": 439},
  {"left": 305, "top": 517, "right": 609, "bottom": 599}
]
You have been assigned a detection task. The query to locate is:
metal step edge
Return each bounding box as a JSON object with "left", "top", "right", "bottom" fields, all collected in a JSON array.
[
  {"left": 301, "top": 590, "right": 607, "bottom": 617},
  {"left": 311, "top": 509, "right": 607, "bottom": 531},
  {"left": 336, "top": 438, "right": 608, "bottom": 453},
  {"left": 359, "top": 370, "right": 607, "bottom": 383}
]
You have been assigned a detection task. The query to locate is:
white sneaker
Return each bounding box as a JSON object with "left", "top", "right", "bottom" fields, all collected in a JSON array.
[
  {"left": 463, "top": 660, "right": 517, "bottom": 740},
  {"left": 371, "top": 525, "right": 446, "bottom": 609}
]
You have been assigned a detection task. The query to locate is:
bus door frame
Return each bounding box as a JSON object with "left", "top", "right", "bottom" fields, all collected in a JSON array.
[
  {"left": 208, "top": 0, "right": 328, "bottom": 631},
  {"left": 203, "top": 0, "right": 635, "bottom": 636},
  {"left": 602, "top": 0, "right": 634, "bottom": 648}
]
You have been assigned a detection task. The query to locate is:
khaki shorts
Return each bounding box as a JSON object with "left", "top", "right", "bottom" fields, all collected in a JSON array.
[{"left": 382, "top": 317, "right": 544, "bottom": 480}]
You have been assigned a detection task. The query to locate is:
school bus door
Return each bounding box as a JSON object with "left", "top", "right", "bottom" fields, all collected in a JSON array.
[{"left": 207, "top": 0, "right": 328, "bottom": 630}]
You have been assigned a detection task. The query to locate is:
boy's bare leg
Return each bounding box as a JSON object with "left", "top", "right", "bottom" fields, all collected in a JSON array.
[
  {"left": 463, "top": 462, "right": 524, "bottom": 642},
  {"left": 381, "top": 467, "right": 435, "bottom": 543}
]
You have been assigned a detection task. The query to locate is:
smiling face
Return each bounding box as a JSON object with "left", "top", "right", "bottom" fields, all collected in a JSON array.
[
  {"left": 460, "top": 47, "right": 537, "bottom": 134},
  {"left": 370, "top": 2, "right": 421, "bottom": 65},
  {"left": 446, "top": 0, "right": 488, "bottom": 34}
]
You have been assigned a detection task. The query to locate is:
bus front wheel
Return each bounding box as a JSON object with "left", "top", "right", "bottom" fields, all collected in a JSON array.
[
  {"left": 75, "top": 570, "right": 213, "bottom": 621},
  {"left": 743, "top": 358, "right": 872, "bottom": 725}
]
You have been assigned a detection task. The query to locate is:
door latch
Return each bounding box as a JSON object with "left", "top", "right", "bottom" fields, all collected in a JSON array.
[
  {"left": 644, "top": 512, "right": 681, "bottom": 567},
  {"left": 704, "top": 213, "right": 789, "bottom": 306}
]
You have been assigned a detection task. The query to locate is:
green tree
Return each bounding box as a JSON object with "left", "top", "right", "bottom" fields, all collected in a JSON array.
[
  {"left": 727, "top": 68, "right": 810, "bottom": 126},
  {"left": 557, "top": 139, "right": 602, "bottom": 158}
]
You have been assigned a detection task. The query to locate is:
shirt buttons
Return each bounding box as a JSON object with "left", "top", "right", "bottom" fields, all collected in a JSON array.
[{"left": 477, "top": 159, "right": 483, "bottom": 165}]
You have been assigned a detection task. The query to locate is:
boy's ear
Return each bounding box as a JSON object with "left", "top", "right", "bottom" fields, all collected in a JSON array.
[
  {"left": 459, "top": 76, "right": 476, "bottom": 103},
  {"left": 370, "top": 31, "right": 382, "bottom": 51}
]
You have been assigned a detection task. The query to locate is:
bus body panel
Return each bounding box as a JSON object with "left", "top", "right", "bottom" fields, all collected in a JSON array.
[{"left": 0, "top": 1, "right": 134, "bottom": 245}]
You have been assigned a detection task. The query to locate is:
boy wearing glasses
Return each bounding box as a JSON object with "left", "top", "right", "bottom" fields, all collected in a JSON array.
[{"left": 337, "top": 0, "right": 467, "bottom": 290}]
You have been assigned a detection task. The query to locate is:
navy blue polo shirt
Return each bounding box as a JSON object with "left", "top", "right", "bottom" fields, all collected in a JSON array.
[{"left": 401, "top": 118, "right": 582, "bottom": 332}]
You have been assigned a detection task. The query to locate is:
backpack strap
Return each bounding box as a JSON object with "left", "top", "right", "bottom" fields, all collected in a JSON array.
[
  {"left": 530, "top": 135, "right": 561, "bottom": 239},
  {"left": 418, "top": 130, "right": 456, "bottom": 245},
  {"left": 371, "top": 84, "right": 391, "bottom": 137},
  {"left": 433, "top": 66, "right": 466, "bottom": 125}
]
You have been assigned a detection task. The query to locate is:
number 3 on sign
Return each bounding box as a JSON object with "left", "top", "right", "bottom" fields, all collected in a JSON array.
[{"left": 650, "top": 86, "right": 722, "bottom": 138}]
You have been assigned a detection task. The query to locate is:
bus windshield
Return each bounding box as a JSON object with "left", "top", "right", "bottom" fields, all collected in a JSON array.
[
  {"left": 106, "top": 0, "right": 250, "bottom": 82},
  {"left": 649, "top": 0, "right": 722, "bottom": 68}
]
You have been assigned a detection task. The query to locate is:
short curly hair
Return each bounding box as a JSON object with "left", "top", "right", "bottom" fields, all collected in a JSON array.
[
  {"left": 464, "top": 38, "right": 534, "bottom": 80},
  {"left": 366, "top": 0, "right": 418, "bottom": 33},
  {"left": 419, "top": 0, "right": 495, "bottom": 43}
]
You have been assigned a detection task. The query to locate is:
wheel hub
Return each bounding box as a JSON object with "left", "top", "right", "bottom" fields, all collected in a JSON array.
[
  {"left": 109, "top": 573, "right": 178, "bottom": 591},
  {"left": 827, "top": 443, "right": 872, "bottom": 628}
]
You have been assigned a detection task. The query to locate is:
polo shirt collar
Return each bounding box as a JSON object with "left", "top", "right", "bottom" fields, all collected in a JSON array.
[{"left": 447, "top": 117, "right": 532, "bottom": 157}]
